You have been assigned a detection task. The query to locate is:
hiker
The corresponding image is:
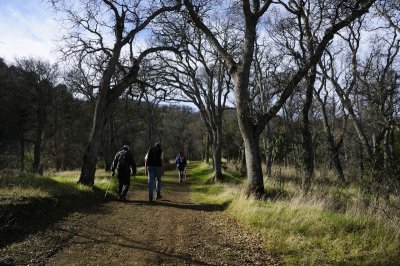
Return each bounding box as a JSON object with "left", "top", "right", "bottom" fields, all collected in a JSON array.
[
  {"left": 111, "top": 145, "right": 136, "bottom": 201},
  {"left": 144, "top": 142, "right": 164, "bottom": 202},
  {"left": 175, "top": 152, "right": 187, "bottom": 182}
]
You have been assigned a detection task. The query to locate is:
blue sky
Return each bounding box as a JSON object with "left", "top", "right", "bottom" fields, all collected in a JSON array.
[{"left": 0, "top": 0, "right": 61, "bottom": 63}]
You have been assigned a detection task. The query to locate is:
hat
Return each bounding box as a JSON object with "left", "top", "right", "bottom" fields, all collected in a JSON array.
[{"left": 122, "top": 145, "right": 130, "bottom": 151}]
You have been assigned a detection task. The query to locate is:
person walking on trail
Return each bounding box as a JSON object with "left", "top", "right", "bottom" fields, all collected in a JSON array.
[
  {"left": 111, "top": 145, "right": 136, "bottom": 202},
  {"left": 175, "top": 152, "right": 187, "bottom": 182},
  {"left": 145, "top": 142, "right": 164, "bottom": 202}
]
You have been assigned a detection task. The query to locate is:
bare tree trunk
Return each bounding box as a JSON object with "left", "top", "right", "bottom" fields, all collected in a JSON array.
[
  {"left": 315, "top": 87, "right": 346, "bottom": 184},
  {"left": 236, "top": 97, "right": 265, "bottom": 196},
  {"left": 243, "top": 132, "right": 264, "bottom": 197},
  {"left": 103, "top": 114, "right": 116, "bottom": 171},
  {"left": 205, "top": 134, "right": 210, "bottom": 164},
  {"left": 240, "top": 144, "right": 246, "bottom": 173},
  {"left": 212, "top": 128, "right": 223, "bottom": 182},
  {"left": 384, "top": 128, "right": 393, "bottom": 171},
  {"left": 264, "top": 122, "right": 273, "bottom": 177},
  {"left": 301, "top": 116, "right": 313, "bottom": 191},
  {"left": 301, "top": 71, "right": 315, "bottom": 192},
  {"left": 233, "top": 16, "right": 265, "bottom": 197},
  {"left": 79, "top": 95, "right": 109, "bottom": 186},
  {"left": 330, "top": 138, "right": 345, "bottom": 183}
]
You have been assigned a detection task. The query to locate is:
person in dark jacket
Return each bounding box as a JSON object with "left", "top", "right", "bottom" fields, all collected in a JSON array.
[
  {"left": 144, "top": 142, "right": 164, "bottom": 202},
  {"left": 111, "top": 145, "right": 136, "bottom": 201}
]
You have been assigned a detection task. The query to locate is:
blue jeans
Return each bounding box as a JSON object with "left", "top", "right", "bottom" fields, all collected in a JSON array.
[{"left": 148, "top": 166, "right": 162, "bottom": 200}]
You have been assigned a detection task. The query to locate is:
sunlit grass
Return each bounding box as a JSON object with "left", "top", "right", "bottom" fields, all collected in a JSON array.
[
  {"left": 0, "top": 172, "right": 54, "bottom": 203},
  {"left": 188, "top": 161, "right": 400, "bottom": 265},
  {"left": 0, "top": 169, "right": 118, "bottom": 204},
  {"left": 228, "top": 192, "right": 400, "bottom": 265},
  {"left": 189, "top": 162, "right": 236, "bottom": 206}
]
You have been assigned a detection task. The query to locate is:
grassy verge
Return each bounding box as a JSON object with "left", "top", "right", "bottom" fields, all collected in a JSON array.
[
  {"left": 0, "top": 169, "right": 116, "bottom": 203},
  {"left": 189, "top": 162, "right": 400, "bottom": 265},
  {"left": 0, "top": 169, "right": 117, "bottom": 248},
  {"left": 189, "top": 162, "right": 236, "bottom": 206}
]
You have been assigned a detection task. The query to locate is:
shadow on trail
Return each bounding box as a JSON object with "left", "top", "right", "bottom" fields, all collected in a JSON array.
[
  {"left": 132, "top": 180, "right": 192, "bottom": 193},
  {"left": 56, "top": 224, "right": 218, "bottom": 266},
  {"left": 0, "top": 185, "right": 111, "bottom": 249},
  {"left": 125, "top": 199, "right": 230, "bottom": 212}
]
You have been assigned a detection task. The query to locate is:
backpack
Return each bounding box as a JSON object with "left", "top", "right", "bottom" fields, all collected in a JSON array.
[
  {"left": 176, "top": 155, "right": 182, "bottom": 168},
  {"left": 117, "top": 150, "right": 131, "bottom": 174}
]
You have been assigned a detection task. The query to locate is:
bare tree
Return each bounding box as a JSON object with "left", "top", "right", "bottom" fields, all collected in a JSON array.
[
  {"left": 374, "top": 0, "right": 400, "bottom": 33},
  {"left": 51, "top": 0, "right": 181, "bottom": 185},
  {"left": 313, "top": 76, "right": 347, "bottom": 183},
  {"left": 321, "top": 18, "right": 400, "bottom": 180},
  {"left": 183, "top": 0, "right": 375, "bottom": 197},
  {"left": 155, "top": 18, "right": 233, "bottom": 181},
  {"left": 252, "top": 42, "right": 279, "bottom": 178}
]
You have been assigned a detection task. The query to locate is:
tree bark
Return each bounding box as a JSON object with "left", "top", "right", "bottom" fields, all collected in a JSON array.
[
  {"left": 79, "top": 93, "right": 109, "bottom": 186},
  {"left": 212, "top": 128, "right": 223, "bottom": 182},
  {"left": 103, "top": 113, "right": 116, "bottom": 171},
  {"left": 234, "top": 15, "right": 265, "bottom": 196},
  {"left": 243, "top": 132, "right": 264, "bottom": 197},
  {"left": 264, "top": 122, "right": 273, "bottom": 177},
  {"left": 383, "top": 128, "right": 393, "bottom": 172},
  {"left": 322, "top": 111, "right": 345, "bottom": 183},
  {"left": 314, "top": 85, "right": 346, "bottom": 184},
  {"left": 301, "top": 70, "right": 316, "bottom": 192},
  {"left": 204, "top": 134, "right": 210, "bottom": 164}
]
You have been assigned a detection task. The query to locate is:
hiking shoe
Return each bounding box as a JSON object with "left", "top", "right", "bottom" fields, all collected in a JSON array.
[{"left": 156, "top": 195, "right": 162, "bottom": 200}]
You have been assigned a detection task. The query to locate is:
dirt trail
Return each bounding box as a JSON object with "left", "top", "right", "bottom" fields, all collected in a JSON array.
[{"left": 3, "top": 168, "right": 279, "bottom": 265}]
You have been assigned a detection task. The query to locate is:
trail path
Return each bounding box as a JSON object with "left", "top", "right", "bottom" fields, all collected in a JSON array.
[{"left": 3, "top": 166, "right": 279, "bottom": 265}]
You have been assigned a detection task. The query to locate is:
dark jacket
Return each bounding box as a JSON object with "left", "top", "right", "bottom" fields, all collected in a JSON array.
[
  {"left": 146, "top": 147, "right": 163, "bottom": 167},
  {"left": 111, "top": 149, "right": 136, "bottom": 177}
]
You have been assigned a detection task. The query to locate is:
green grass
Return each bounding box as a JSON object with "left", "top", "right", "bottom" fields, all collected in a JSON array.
[
  {"left": 189, "top": 162, "right": 236, "bottom": 206},
  {"left": 0, "top": 168, "right": 122, "bottom": 249},
  {"left": 2, "top": 163, "right": 399, "bottom": 265},
  {"left": 0, "top": 169, "right": 118, "bottom": 207},
  {"left": 189, "top": 162, "right": 400, "bottom": 265},
  {"left": 228, "top": 195, "right": 400, "bottom": 265}
]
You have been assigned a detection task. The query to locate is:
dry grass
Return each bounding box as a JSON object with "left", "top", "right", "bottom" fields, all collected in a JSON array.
[{"left": 190, "top": 162, "right": 400, "bottom": 265}]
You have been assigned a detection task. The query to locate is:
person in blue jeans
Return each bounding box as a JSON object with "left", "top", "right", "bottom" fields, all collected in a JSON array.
[{"left": 144, "top": 142, "right": 164, "bottom": 202}]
